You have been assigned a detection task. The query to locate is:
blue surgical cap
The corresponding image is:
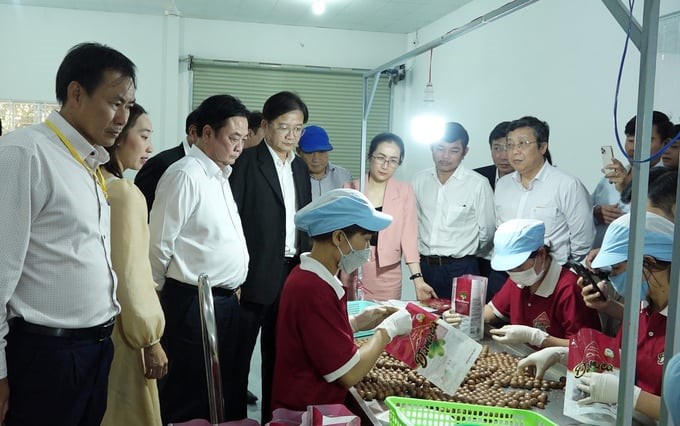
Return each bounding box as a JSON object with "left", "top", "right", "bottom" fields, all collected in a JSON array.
[
  {"left": 295, "top": 188, "right": 393, "bottom": 237},
  {"left": 592, "top": 212, "right": 674, "bottom": 268}
]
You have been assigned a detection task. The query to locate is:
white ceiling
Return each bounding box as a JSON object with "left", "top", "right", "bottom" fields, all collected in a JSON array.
[{"left": 0, "top": 0, "right": 477, "bottom": 33}]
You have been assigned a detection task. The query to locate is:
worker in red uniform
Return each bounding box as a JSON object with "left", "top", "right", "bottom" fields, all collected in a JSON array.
[
  {"left": 519, "top": 212, "right": 673, "bottom": 422},
  {"left": 577, "top": 213, "right": 673, "bottom": 422},
  {"left": 483, "top": 219, "right": 601, "bottom": 347},
  {"left": 271, "top": 188, "right": 412, "bottom": 414}
]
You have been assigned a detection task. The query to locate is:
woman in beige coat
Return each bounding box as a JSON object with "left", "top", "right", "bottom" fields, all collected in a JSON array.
[{"left": 101, "top": 104, "right": 168, "bottom": 426}]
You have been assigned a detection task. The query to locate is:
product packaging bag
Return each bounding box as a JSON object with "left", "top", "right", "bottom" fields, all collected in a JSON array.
[
  {"left": 384, "top": 303, "right": 481, "bottom": 395},
  {"left": 452, "top": 274, "right": 488, "bottom": 340},
  {"left": 563, "top": 327, "right": 620, "bottom": 425},
  {"left": 269, "top": 404, "right": 359, "bottom": 426}
]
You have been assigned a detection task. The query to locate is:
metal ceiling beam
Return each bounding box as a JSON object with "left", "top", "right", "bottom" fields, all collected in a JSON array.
[
  {"left": 601, "top": 0, "right": 642, "bottom": 49},
  {"left": 363, "top": 0, "right": 539, "bottom": 79},
  {"left": 360, "top": 0, "right": 540, "bottom": 186}
]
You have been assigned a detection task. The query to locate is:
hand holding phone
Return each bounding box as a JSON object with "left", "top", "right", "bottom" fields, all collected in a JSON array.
[
  {"left": 601, "top": 145, "right": 614, "bottom": 168},
  {"left": 568, "top": 262, "right": 608, "bottom": 301}
]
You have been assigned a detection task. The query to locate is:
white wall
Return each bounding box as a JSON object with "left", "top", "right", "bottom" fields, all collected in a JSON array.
[
  {"left": 390, "top": 0, "right": 677, "bottom": 193},
  {"left": 0, "top": 4, "right": 406, "bottom": 154}
]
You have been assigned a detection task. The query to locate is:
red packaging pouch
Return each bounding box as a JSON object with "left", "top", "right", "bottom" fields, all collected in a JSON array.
[
  {"left": 452, "top": 274, "right": 487, "bottom": 340},
  {"left": 563, "top": 328, "right": 620, "bottom": 425},
  {"left": 384, "top": 303, "right": 481, "bottom": 394}
]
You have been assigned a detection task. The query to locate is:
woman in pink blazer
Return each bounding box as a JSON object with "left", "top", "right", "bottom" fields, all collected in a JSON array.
[{"left": 345, "top": 133, "right": 437, "bottom": 301}]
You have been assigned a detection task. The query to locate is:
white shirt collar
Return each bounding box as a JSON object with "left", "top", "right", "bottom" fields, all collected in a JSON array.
[
  {"left": 188, "top": 145, "right": 230, "bottom": 180},
  {"left": 299, "top": 253, "right": 345, "bottom": 299},
  {"left": 512, "top": 160, "right": 549, "bottom": 187},
  {"left": 429, "top": 164, "right": 466, "bottom": 185},
  {"left": 534, "top": 258, "right": 562, "bottom": 297},
  {"left": 182, "top": 138, "right": 191, "bottom": 155},
  {"left": 641, "top": 300, "right": 669, "bottom": 317},
  {"left": 49, "top": 111, "right": 110, "bottom": 167},
  {"left": 264, "top": 140, "right": 294, "bottom": 166}
]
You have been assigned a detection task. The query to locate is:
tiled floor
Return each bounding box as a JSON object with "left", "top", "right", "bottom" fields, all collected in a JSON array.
[{"left": 245, "top": 334, "right": 262, "bottom": 424}]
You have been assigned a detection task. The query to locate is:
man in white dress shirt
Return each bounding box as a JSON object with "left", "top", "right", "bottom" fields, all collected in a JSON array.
[
  {"left": 494, "top": 116, "right": 595, "bottom": 265},
  {"left": 412, "top": 122, "right": 495, "bottom": 300},
  {"left": 149, "top": 95, "right": 250, "bottom": 423},
  {"left": 0, "top": 42, "right": 135, "bottom": 425}
]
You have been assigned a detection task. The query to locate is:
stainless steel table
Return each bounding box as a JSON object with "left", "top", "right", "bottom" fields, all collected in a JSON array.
[{"left": 349, "top": 337, "right": 580, "bottom": 425}]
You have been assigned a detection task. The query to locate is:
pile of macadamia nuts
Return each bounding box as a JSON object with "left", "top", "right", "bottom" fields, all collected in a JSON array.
[{"left": 355, "top": 341, "right": 565, "bottom": 410}]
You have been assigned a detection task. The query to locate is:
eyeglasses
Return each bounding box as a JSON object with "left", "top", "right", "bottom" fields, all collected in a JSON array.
[
  {"left": 371, "top": 155, "right": 400, "bottom": 168},
  {"left": 505, "top": 140, "right": 540, "bottom": 151},
  {"left": 274, "top": 124, "right": 305, "bottom": 137}
]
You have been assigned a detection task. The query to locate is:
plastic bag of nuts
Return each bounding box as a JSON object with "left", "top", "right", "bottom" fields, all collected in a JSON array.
[{"left": 355, "top": 342, "right": 564, "bottom": 411}]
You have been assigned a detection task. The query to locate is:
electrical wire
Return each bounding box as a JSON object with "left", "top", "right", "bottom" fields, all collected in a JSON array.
[
  {"left": 428, "top": 48, "right": 433, "bottom": 84},
  {"left": 613, "top": 0, "right": 680, "bottom": 164}
]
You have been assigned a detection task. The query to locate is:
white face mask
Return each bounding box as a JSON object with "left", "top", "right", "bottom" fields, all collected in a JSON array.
[
  {"left": 336, "top": 232, "right": 370, "bottom": 274},
  {"left": 508, "top": 258, "right": 545, "bottom": 288}
]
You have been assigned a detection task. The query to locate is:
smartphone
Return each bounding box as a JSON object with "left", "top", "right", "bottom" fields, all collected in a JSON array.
[
  {"left": 568, "top": 262, "right": 608, "bottom": 301},
  {"left": 601, "top": 145, "right": 614, "bottom": 168}
]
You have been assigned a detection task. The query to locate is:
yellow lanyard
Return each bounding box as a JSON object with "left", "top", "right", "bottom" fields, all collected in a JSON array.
[{"left": 45, "top": 119, "right": 108, "bottom": 201}]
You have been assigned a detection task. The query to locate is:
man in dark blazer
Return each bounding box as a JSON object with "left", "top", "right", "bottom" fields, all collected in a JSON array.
[
  {"left": 134, "top": 109, "right": 199, "bottom": 213},
  {"left": 474, "top": 121, "right": 513, "bottom": 301},
  {"left": 474, "top": 121, "right": 512, "bottom": 191},
  {"left": 229, "top": 91, "right": 312, "bottom": 423}
]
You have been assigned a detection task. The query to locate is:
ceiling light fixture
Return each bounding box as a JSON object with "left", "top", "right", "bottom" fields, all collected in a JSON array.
[
  {"left": 312, "top": 0, "right": 326, "bottom": 15},
  {"left": 411, "top": 49, "right": 445, "bottom": 144}
]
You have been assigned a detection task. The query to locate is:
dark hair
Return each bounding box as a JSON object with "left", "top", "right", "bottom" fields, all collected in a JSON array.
[
  {"left": 368, "top": 132, "right": 405, "bottom": 165},
  {"left": 195, "top": 94, "right": 248, "bottom": 137},
  {"left": 56, "top": 42, "right": 136, "bottom": 105},
  {"left": 311, "top": 224, "right": 371, "bottom": 242},
  {"left": 488, "top": 121, "right": 510, "bottom": 145},
  {"left": 185, "top": 108, "right": 200, "bottom": 135},
  {"left": 438, "top": 122, "right": 469, "bottom": 148},
  {"left": 507, "top": 116, "right": 550, "bottom": 143},
  {"left": 0, "top": 116, "right": 2, "bottom": 136},
  {"left": 104, "top": 103, "right": 147, "bottom": 178},
  {"left": 529, "top": 245, "right": 551, "bottom": 258},
  {"left": 262, "top": 91, "right": 308, "bottom": 123},
  {"left": 624, "top": 111, "right": 674, "bottom": 139},
  {"left": 507, "top": 116, "right": 551, "bottom": 164},
  {"left": 647, "top": 169, "right": 678, "bottom": 215},
  {"left": 248, "top": 111, "right": 264, "bottom": 131},
  {"left": 621, "top": 166, "right": 675, "bottom": 204}
]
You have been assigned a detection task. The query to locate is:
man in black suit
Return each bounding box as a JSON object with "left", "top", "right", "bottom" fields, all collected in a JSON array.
[
  {"left": 229, "top": 91, "right": 312, "bottom": 423},
  {"left": 474, "top": 121, "right": 512, "bottom": 191},
  {"left": 134, "top": 109, "right": 199, "bottom": 213},
  {"left": 474, "top": 121, "right": 513, "bottom": 301}
]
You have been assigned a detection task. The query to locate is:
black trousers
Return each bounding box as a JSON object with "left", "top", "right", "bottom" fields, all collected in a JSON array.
[
  {"left": 158, "top": 279, "right": 241, "bottom": 423},
  {"left": 5, "top": 327, "right": 113, "bottom": 426},
  {"left": 233, "top": 258, "right": 297, "bottom": 424},
  {"left": 420, "top": 255, "right": 480, "bottom": 300}
]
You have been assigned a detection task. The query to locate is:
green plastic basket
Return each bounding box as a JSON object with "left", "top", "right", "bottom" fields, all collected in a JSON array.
[{"left": 385, "top": 397, "right": 557, "bottom": 426}]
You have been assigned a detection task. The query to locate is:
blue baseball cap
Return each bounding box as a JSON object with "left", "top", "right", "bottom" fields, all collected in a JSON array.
[
  {"left": 295, "top": 188, "right": 393, "bottom": 237},
  {"left": 591, "top": 212, "right": 674, "bottom": 268},
  {"left": 491, "top": 219, "right": 546, "bottom": 271},
  {"left": 298, "top": 125, "right": 333, "bottom": 153}
]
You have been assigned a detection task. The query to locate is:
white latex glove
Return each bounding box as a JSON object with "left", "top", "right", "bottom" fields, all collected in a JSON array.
[
  {"left": 576, "top": 372, "right": 641, "bottom": 406},
  {"left": 442, "top": 310, "right": 462, "bottom": 328},
  {"left": 517, "top": 346, "right": 567, "bottom": 380},
  {"left": 351, "top": 305, "right": 397, "bottom": 332},
  {"left": 489, "top": 324, "right": 548, "bottom": 347},
  {"left": 376, "top": 309, "right": 412, "bottom": 340}
]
